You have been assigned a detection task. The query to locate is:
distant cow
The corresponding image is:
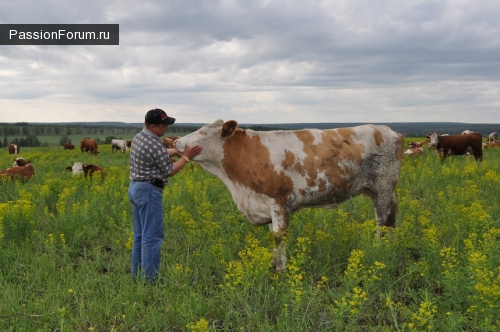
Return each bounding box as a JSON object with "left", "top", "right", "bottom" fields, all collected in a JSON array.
[
  {"left": 111, "top": 139, "right": 128, "bottom": 153},
  {"left": 404, "top": 147, "right": 424, "bottom": 156},
  {"left": 64, "top": 143, "right": 75, "bottom": 150},
  {"left": 407, "top": 139, "right": 428, "bottom": 149},
  {"left": 126, "top": 140, "right": 132, "bottom": 148},
  {"left": 82, "top": 164, "right": 105, "bottom": 178},
  {"left": 487, "top": 132, "right": 498, "bottom": 142},
  {"left": 1, "top": 159, "right": 35, "bottom": 181},
  {"left": 66, "top": 162, "right": 105, "bottom": 178},
  {"left": 426, "top": 132, "right": 483, "bottom": 161},
  {"left": 175, "top": 120, "right": 404, "bottom": 271},
  {"left": 8, "top": 144, "right": 19, "bottom": 154},
  {"left": 66, "top": 162, "right": 85, "bottom": 176},
  {"left": 162, "top": 136, "right": 181, "bottom": 149},
  {"left": 80, "top": 139, "right": 99, "bottom": 155},
  {"left": 408, "top": 141, "right": 423, "bottom": 149},
  {"left": 161, "top": 137, "right": 174, "bottom": 149},
  {"left": 482, "top": 142, "right": 500, "bottom": 149},
  {"left": 461, "top": 130, "right": 476, "bottom": 135}
]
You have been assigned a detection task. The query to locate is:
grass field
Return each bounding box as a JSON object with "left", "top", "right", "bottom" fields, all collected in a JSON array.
[{"left": 0, "top": 140, "right": 499, "bottom": 331}]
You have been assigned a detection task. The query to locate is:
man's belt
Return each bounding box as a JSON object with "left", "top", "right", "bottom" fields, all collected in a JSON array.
[{"left": 134, "top": 178, "right": 165, "bottom": 189}]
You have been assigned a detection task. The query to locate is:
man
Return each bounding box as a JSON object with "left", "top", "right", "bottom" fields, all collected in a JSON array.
[{"left": 128, "top": 108, "right": 202, "bottom": 282}]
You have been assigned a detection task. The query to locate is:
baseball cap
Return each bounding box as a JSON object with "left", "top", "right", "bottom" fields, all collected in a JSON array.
[{"left": 145, "top": 108, "right": 176, "bottom": 125}]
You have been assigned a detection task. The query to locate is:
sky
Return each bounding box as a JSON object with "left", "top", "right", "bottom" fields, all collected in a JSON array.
[{"left": 0, "top": 0, "right": 499, "bottom": 125}]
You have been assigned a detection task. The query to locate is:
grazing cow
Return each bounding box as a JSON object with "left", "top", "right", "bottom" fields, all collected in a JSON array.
[
  {"left": 80, "top": 139, "right": 99, "bottom": 155},
  {"left": 461, "top": 130, "right": 476, "bottom": 135},
  {"left": 126, "top": 140, "right": 132, "bottom": 148},
  {"left": 111, "top": 139, "right": 128, "bottom": 153},
  {"left": 487, "top": 132, "right": 498, "bottom": 142},
  {"left": 426, "top": 132, "right": 483, "bottom": 161},
  {"left": 82, "top": 164, "right": 105, "bottom": 178},
  {"left": 175, "top": 120, "right": 404, "bottom": 271},
  {"left": 65, "top": 162, "right": 85, "bottom": 176},
  {"left": 404, "top": 147, "right": 424, "bottom": 156},
  {"left": 63, "top": 143, "right": 75, "bottom": 150},
  {"left": 66, "top": 162, "right": 105, "bottom": 178},
  {"left": 482, "top": 142, "right": 500, "bottom": 149},
  {"left": 1, "top": 160, "right": 35, "bottom": 181},
  {"left": 8, "top": 144, "right": 19, "bottom": 154}
]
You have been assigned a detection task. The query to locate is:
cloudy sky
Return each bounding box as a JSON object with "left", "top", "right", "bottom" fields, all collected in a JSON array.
[{"left": 1, "top": 0, "right": 499, "bottom": 124}]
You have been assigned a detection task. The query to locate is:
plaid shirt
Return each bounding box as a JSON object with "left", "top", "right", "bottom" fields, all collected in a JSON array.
[{"left": 129, "top": 127, "right": 174, "bottom": 184}]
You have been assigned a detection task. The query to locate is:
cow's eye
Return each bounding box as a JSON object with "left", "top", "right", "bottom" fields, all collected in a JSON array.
[{"left": 200, "top": 130, "right": 206, "bottom": 135}]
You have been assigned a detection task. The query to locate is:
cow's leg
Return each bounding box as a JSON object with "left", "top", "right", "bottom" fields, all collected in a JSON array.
[
  {"left": 474, "top": 149, "right": 483, "bottom": 162},
  {"left": 269, "top": 206, "right": 289, "bottom": 272},
  {"left": 369, "top": 185, "right": 398, "bottom": 238}
]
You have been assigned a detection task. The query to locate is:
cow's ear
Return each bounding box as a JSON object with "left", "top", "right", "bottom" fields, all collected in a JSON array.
[{"left": 221, "top": 120, "right": 238, "bottom": 138}]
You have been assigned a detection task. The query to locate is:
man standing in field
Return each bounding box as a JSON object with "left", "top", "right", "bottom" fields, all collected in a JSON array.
[{"left": 128, "top": 108, "right": 202, "bottom": 282}]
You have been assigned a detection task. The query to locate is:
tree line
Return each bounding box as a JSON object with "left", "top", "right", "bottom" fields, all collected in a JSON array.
[
  {"left": 0, "top": 123, "right": 204, "bottom": 148},
  {"left": 0, "top": 123, "right": 203, "bottom": 137}
]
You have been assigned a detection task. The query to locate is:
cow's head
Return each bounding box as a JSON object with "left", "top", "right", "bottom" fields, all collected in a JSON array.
[
  {"left": 13, "top": 158, "right": 30, "bottom": 166},
  {"left": 69, "top": 162, "right": 84, "bottom": 175},
  {"left": 175, "top": 120, "right": 238, "bottom": 161},
  {"left": 426, "top": 132, "right": 439, "bottom": 148}
]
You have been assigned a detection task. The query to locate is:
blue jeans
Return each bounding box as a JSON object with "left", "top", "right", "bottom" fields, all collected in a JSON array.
[{"left": 128, "top": 181, "right": 164, "bottom": 282}]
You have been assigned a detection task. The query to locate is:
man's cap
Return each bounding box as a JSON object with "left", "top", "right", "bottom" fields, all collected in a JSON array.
[{"left": 145, "top": 108, "right": 175, "bottom": 125}]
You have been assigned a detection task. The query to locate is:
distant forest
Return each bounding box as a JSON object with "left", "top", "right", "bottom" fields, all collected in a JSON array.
[
  {"left": 1, "top": 121, "right": 499, "bottom": 148},
  {"left": 0, "top": 122, "right": 202, "bottom": 148}
]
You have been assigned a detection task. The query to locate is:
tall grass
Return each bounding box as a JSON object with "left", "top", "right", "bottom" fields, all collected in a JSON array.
[{"left": 0, "top": 143, "right": 499, "bottom": 331}]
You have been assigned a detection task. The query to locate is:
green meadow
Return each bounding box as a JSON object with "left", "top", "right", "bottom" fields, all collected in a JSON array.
[{"left": 0, "top": 141, "right": 499, "bottom": 331}]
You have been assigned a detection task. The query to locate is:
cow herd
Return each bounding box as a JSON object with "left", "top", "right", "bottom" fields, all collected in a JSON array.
[
  {"left": 1, "top": 138, "right": 109, "bottom": 182},
  {"left": 404, "top": 131, "right": 499, "bottom": 161},
  {"left": 1, "top": 136, "right": 180, "bottom": 182}
]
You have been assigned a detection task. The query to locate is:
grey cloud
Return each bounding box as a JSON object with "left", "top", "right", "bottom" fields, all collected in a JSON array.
[{"left": 1, "top": 0, "right": 500, "bottom": 123}]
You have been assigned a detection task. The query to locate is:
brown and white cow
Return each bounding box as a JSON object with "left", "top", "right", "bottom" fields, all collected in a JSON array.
[
  {"left": 12, "top": 157, "right": 31, "bottom": 167},
  {"left": 426, "top": 132, "right": 483, "bottom": 161},
  {"left": 66, "top": 162, "right": 84, "bottom": 176},
  {"left": 1, "top": 159, "right": 35, "bottom": 181},
  {"left": 161, "top": 137, "right": 174, "bottom": 149},
  {"left": 8, "top": 144, "right": 19, "bottom": 154},
  {"left": 64, "top": 143, "right": 75, "bottom": 150},
  {"left": 66, "top": 162, "right": 105, "bottom": 178},
  {"left": 482, "top": 141, "right": 500, "bottom": 149},
  {"left": 80, "top": 139, "right": 99, "bottom": 155},
  {"left": 404, "top": 147, "right": 424, "bottom": 156},
  {"left": 111, "top": 139, "right": 128, "bottom": 153},
  {"left": 487, "top": 132, "right": 498, "bottom": 142},
  {"left": 175, "top": 120, "right": 404, "bottom": 271}
]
